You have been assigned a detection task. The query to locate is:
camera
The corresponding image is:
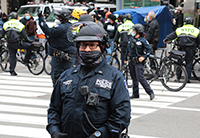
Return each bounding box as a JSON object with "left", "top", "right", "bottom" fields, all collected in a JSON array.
[{"left": 86, "top": 92, "right": 99, "bottom": 106}]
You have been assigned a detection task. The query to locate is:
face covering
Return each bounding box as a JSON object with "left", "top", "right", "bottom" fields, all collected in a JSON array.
[
  {"left": 146, "top": 16, "right": 149, "bottom": 21},
  {"left": 25, "top": 16, "right": 30, "bottom": 20},
  {"left": 2, "top": 18, "right": 7, "bottom": 22},
  {"left": 79, "top": 50, "right": 104, "bottom": 67},
  {"left": 107, "top": 19, "right": 110, "bottom": 22},
  {"left": 90, "top": 6, "right": 94, "bottom": 9},
  {"left": 144, "top": 18, "right": 147, "bottom": 22},
  {"left": 131, "top": 32, "right": 136, "bottom": 37},
  {"left": 55, "top": 19, "right": 61, "bottom": 25}
]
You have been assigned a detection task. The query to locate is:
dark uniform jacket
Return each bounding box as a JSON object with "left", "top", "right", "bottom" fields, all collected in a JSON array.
[
  {"left": 47, "top": 60, "right": 131, "bottom": 138},
  {"left": 144, "top": 18, "right": 159, "bottom": 44},
  {"left": 38, "top": 16, "right": 76, "bottom": 56},
  {"left": 125, "top": 36, "right": 152, "bottom": 60}
]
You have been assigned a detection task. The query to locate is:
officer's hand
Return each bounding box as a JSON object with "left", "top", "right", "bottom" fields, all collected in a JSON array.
[
  {"left": 27, "top": 40, "right": 34, "bottom": 43},
  {"left": 88, "top": 134, "right": 96, "bottom": 138},
  {"left": 163, "top": 39, "right": 168, "bottom": 44},
  {"left": 138, "top": 57, "right": 145, "bottom": 62},
  {"left": 37, "top": 9, "right": 43, "bottom": 18},
  {"left": 51, "top": 131, "right": 67, "bottom": 138}
]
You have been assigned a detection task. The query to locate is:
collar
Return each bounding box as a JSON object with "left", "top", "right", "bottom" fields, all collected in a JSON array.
[{"left": 72, "top": 60, "right": 105, "bottom": 78}]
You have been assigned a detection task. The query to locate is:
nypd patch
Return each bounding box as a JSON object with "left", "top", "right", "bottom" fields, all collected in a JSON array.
[
  {"left": 136, "top": 41, "right": 142, "bottom": 45},
  {"left": 146, "top": 40, "right": 149, "bottom": 45},
  {"left": 95, "top": 78, "right": 113, "bottom": 90}
]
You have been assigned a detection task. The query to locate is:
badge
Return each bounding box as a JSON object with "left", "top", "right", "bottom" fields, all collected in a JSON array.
[
  {"left": 63, "top": 79, "right": 73, "bottom": 89},
  {"left": 54, "top": 24, "right": 59, "bottom": 28},
  {"left": 95, "top": 78, "right": 113, "bottom": 90}
]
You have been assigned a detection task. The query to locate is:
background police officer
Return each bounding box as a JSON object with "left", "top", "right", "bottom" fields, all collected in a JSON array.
[
  {"left": 1, "top": 12, "right": 33, "bottom": 76},
  {"left": 113, "top": 13, "right": 134, "bottom": 66},
  {"left": 164, "top": 17, "right": 200, "bottom": 83},
  {"left": 38, "top": 8, "right": 76, "bottom": 86},
  {"left": 46, "top": 22, "right": 131, "bottom": 138},
  {"left": 124, "top": 24, "right": 155, "bottom": 100}
]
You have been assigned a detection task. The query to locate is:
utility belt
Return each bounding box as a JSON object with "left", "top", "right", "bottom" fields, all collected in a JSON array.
[
  {"left": 130, "top": 57, "right": 139, "bottom": 64},
  {"left": 53, "top": 50, "right": 76, "bottom": 61}
]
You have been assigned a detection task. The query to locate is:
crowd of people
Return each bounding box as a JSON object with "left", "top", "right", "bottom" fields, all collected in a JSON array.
[{"left": 1, "top": 3, "right": 200, "bottom": 138}]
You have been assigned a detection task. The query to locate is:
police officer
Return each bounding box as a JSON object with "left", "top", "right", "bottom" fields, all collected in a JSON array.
[
  {"left": 46, "top": 22, "right": 131, "bottom": 138},
  {"left": 164, "top": 17, "right": 200, "bottom": 83},
  {"left": 124, "top": 24, "right": 155, "bottom": 100},
  {"left": 1, "top": 12, "right": 33, "bottom": 76},
  {"left": 113, "top": 13, "right": 134, "bottom": 66},
  {"left": 38, "top": 7, "right": 76, "bottom": 86}
]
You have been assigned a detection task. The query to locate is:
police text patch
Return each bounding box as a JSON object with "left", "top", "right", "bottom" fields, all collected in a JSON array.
[
  {"left": 95, "top": 78, "right": 113, "bottom": 90},
  {"left": 63, "top": 79, "right": 73, "bottom": 89}
]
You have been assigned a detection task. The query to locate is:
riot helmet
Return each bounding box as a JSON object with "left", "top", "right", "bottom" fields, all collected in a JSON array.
[
  {"left": 124, "top": 13, "right": 132, "bottom": 21},
  {"left": 9, "top": 12, "right": 18, "bottom": 19},
  {"left": 132, "top": 24, "right": 144, "bottom": 34},
  {"left": 184, "top": 17, "right": 193, "bottom": 25},
  {"left": 54, "top": 7, "right": 71, "bottom": 20},
  {"left": 68, "top": 22, "right": 110, "bottom": 51}
]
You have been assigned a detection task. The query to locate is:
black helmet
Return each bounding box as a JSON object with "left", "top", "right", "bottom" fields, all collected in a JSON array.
[
  {"left": 131, "top": 23, "right": 144, "bottom": 34},
  {"left": 68, "top": 22, "right": 110, "bottom": 50},
  {"left": 9, "top": 12, "right": 18, "bottom": 19},
  {"left": 54, "top": 8, "right": 71, "bottom": 20},
  {"left": 124, "top": 13, "right": 132, "bottom": 21},
  {"left": 184, "top": 17, "right": 193, "bottom": 25}
]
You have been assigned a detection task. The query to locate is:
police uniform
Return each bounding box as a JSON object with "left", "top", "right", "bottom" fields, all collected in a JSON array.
[
  {"left": 165, "top": 24, "right": 200, "bottom": 81},
  {"left": 113, "top": 20, "right": 134, "bottom": 66},
  {"left": 125, "top": 36, "right": 154, "bottom": 98},
  {"left": 2, "top": 19, "right": 32, "bottom": 73},
  {"left": 39, "top": 16, "right": 76, "bottom": 86},
  {"left": 47, "top": 60, "right": 131, "bottom": 138}
]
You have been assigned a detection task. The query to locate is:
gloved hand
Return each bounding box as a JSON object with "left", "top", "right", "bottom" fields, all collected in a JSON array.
[
  {"left": 37, "top": 9, "right": 43, "bottom": 18},
  {"left": 51, "top": 131, "right": 67, "bottom": 138},
  {"left": 88, "top": 134, "right": 96, "bottom": 138},
  {"left": 27, "top": 40, "right": 34, "bottom": 43}
]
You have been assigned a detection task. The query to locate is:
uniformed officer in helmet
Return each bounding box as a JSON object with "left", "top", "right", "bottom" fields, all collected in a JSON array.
[
  {"left": 164, "top": 17, "right": 200, "bottom": 83},
  {"left": 38, "top": 7, "right": 76, "bottom": 86},
  {"left": 1, "top": 12, "right": 33, "bottom": 76},
  {"left": 46, "top": 22, "right": 131, "bottom": 138},
  {"left": 113, "top": 13, "right": 134, "bottom": 67},
  {"left": 124, "top": 23, "right": 155, "bottom": 100}
]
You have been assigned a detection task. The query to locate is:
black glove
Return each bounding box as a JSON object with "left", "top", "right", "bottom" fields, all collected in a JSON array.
[
  {"left": 88, "top": 134, "right": 96, "bottom": 138},
  {"left": 37, "top": 9, "right": 43, "bottom": 18},
  {"left": 27, "top": 40, "right": 34, "bottom": 43},
  {"left": 51, "top": 131, "right": 67, "bottom": 138}
]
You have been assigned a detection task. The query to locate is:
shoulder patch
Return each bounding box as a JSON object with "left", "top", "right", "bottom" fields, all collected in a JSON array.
[
  {"left": 54, "top": 24, "right": 60, "bottom": 28},
  {"left": 95, "top": 78, "right": 113, "bottom": 90},
  {"left": 146, "top": 40, "right": 149, "bottom": 45},
  {"left": 123, "top": 79, "right": 129, "bottom": 91}
]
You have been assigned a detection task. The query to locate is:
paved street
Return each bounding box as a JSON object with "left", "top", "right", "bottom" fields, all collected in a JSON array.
[{"left": 0, "top": 63, "right": 200, "bottom": 138}]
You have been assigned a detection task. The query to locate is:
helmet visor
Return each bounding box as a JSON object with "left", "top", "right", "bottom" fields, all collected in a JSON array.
[{"left": 67, "top": 22, "right": 103, "bottom": 42}]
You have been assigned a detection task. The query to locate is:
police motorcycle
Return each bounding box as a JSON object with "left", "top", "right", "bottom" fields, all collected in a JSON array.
[
  {"left": 0, "top": 40, "right": 45, "bottom": 75},
  {"left": 67, "top": 22, "right": 130, "bottom": 138}
]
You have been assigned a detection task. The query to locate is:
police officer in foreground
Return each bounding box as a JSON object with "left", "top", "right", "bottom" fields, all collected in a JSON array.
[
  {"left": 46, "top": 22, "right": 131, "bottom": 138},
  {"left": 38, "top": 8, "right": 76, "bottom": 86},
  {"left": 164, "top": 17, "right": 200, "bottom": 83},
  {"left": 113, "top": 13, "right": 134, "bottom": 67},
  {"left": 1, "top": 12, "right": 33, "bottom": 76},
  {"left": 124, "top": 24, "right": 155, "bottom": 100}
]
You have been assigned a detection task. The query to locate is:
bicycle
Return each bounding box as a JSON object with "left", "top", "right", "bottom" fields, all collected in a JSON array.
[
  {"left": 106, "top": 44, "right": 121, "bottom": 70},
  {"left": 169, "top": 40, "right": 200, "bottom": 81},
  {"left": 144, "top": 47, "right": 188, "bottom": 92},
  {"left": 0, "top": 42, "right": 45, "bottom": 75}
]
